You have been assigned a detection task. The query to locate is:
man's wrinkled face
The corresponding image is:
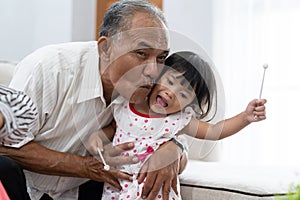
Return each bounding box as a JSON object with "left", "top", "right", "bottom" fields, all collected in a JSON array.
[{"left": 106, "top": 13, "right": 169, "bottom": 103}]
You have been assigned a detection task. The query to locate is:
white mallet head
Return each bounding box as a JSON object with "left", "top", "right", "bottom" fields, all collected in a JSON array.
[{"left": 263, "top": 63, "right": 268, "bottom": 69}]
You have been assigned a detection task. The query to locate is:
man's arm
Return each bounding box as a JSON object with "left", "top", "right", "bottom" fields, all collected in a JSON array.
[
  {"left": 138, "top": 140, "right": 186, "bottom": 200},
  {"left": 0, "top": 141, "right": 136, "bottom": 190},
  {"left": 5, "top": 46, "right": 138, "bottom": 189}
]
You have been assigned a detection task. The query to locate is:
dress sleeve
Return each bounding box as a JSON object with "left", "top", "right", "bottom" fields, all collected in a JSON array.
[{"left": 0, "top": 85, "right": 37, "bottom": 148}]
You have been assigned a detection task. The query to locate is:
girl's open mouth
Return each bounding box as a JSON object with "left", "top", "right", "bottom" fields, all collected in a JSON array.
[{"left": 156, "top": 95, "right": 168, "bottom": 107}]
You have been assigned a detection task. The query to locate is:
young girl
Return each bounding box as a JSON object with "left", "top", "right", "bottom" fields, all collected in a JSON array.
[
  {"left": 0, "top": 84, "right": 38, "bottom": 148},
  {"left": 88, "top": 51, "right": 267, "bottom": 200}
]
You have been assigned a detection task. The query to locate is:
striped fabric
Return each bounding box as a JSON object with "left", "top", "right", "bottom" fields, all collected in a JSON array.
[{"left": 0, "top": 84, "right": 37, "bottom": 148}]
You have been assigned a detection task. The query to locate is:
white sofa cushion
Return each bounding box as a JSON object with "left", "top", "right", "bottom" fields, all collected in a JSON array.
[
  {"left": 184, "top": 135, "right": 222, "bottom": 161},
  {"left": 179, "top": 160, "right": 300, "bottom": 200},
  {"left": 0, "top": 61, "right": 16, "bottom": 86}
]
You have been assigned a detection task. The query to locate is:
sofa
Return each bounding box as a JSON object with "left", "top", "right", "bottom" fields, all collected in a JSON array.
[
  {"left": 179, "top": 136, "right": 300, "bottom": 200},
  {"left": 0, "top": 61, "right": 16, "bottom": 86},
  {"left": 1, "top": 61, "right": 299, "bottom": 200}
]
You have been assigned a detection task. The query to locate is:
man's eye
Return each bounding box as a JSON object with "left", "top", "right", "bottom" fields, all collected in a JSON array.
[
  {"left": 157, "top": 55, "right": 167, "bottom": 63},
  {"left": 135, "top": 50, "right": 146, "bottom": 57}
]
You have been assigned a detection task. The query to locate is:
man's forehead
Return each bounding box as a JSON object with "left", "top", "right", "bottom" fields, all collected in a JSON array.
[{"left": 112, "top": 28, "right": 169, "bottom": 50}]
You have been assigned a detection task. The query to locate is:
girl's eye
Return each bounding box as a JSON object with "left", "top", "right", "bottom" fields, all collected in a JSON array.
[
  {"left": 180, "top": 93, "right": 187, "bottom": 99},
  {"left": 167, "top": 78, "right": 173, "bottom": 85}
]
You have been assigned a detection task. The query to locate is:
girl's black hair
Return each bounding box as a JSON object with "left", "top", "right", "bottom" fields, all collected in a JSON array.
[{"left": 163, "top": 51, "right": 217, "bottom": 120}]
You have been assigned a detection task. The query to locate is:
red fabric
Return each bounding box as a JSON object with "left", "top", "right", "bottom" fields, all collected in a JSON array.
[{"left": 0, "top": 181, "right": 10, "bottom": 200}]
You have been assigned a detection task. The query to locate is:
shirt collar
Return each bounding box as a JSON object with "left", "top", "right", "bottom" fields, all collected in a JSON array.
[{"left": 77, "top": 43, "right": 106, "bottom": 105}]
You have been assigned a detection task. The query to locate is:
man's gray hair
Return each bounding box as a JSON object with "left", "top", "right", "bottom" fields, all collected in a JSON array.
[{"left": 100, "top": 0, "right": 167, "bottom": 37}]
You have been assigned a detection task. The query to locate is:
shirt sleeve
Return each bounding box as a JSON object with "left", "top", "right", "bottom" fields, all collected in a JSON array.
[
  {"left": 0, "top": 85, "right": 37, "bottom": 148},
  {"left": 9, "top": 46, "right": 59, "bottom": 138}
]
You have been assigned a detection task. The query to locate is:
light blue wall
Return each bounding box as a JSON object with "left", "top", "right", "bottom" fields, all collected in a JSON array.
[
  {"left": 0, "top": 0, "right": 211, "bottom": 61},
  {"left": 164, "top": 0, "right": 213, "bottom": 57},
  {"left": 0, "top": 0, "right": 96, "bottom": 61}
]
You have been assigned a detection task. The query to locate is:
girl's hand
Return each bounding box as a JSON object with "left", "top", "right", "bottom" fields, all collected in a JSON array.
[
  {"left": 245, "top": 99, "right": 267, "bottom": 123},
  {"left": 0, "top": 112, "right": 4, "bottom": 129},
  {"left": 86, "top": 130, "right": 105, "bottom": 155}
]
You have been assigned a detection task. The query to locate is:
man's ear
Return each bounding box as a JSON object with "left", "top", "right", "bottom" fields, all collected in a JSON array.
[{"left": 98, "top": 36, "right": 111, "bottom": 62}]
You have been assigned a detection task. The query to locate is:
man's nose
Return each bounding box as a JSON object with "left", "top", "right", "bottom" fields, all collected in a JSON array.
[{"left": 143, "top": 60, "right": 162, "bottom": 79}]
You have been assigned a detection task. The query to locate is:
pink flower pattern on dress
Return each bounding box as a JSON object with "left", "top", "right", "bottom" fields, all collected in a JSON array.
[
  {"left": 102, "top": 96, "right": 195, "bottom": 200},
  {"left": 136, "top": 146, "right": 154, "bottom": 162}
]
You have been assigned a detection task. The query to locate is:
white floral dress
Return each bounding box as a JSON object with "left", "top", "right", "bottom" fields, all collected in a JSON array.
[{"left": 102, "top": 96, "right": 194, "bottom": 200}]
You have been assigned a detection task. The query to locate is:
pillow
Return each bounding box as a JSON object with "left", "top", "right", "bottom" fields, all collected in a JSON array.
[{"left": 0, "top": 61, "right": 16, "bottom": 86}]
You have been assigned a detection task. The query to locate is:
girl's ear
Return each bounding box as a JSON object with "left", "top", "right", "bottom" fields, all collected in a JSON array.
[{"left": 98, "top": 36, "right": 111, "bottom": 62}]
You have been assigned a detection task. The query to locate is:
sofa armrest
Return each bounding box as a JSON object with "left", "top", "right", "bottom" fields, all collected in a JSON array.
[{"left": 0, "top": 61, "right": 16, "bottom": 86}]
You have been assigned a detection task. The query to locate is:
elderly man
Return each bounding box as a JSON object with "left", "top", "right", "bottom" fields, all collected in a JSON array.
[{"left": 0, "top": 1, "right": 186, "bottom": 200}]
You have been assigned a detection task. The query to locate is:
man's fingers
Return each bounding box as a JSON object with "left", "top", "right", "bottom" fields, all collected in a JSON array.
[
  {"left": 103, "top": 174, "right": 122, "bottom": 190},
  {"left": 137, "top": 172, "right": 147, "bottom": 184},
  {"left": 102, "top": 167, "right": 133, "bottom": 190},
  {"left": 171, "top": 174, "right": 178, "bottom": 195},
  {"left": 82, "top": 155, "right": 133, "bottom": 187},
  {"left": 109, "top": 168, "right": 132, "bottom": 181},
  {"left": 83, "top": 156, "right": 122, "bottom": 189},
  {"left": 145, "top": 173, "right": 164, "bottom": 200},
  {"left": 137, "top": 162, "right": 149, "bottom": 184},
  {"left": 162, "top": 179, "right": 171, "bottom": 200},
  {"left": 138, "top": 141, "right": 182, "bottom": 199},
  {"left": 141, "top": 171, "right": 156, "bottom": 199}
]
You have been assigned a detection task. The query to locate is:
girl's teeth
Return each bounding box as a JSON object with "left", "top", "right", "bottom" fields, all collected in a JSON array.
[{"left": 156, "top": 96, "right": 167, "bottom": 107}]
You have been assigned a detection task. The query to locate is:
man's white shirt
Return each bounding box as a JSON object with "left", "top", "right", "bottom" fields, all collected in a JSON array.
[{"left": 9, "top": 41, "right": 113, "bottom": 200}]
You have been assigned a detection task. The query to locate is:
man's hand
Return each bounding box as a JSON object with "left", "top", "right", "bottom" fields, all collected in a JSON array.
[
  {"left": 137, "top": 141, "right": 183, "bottom": 200},
  {"left": 82, "top": 155, "right": 132, "bottom": 190},
  {"left": 83, "top": 142, "right": 139, "bottom": 189},
  {"left": 0, "top": 141, "right": 139, "bottom": 190}
]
